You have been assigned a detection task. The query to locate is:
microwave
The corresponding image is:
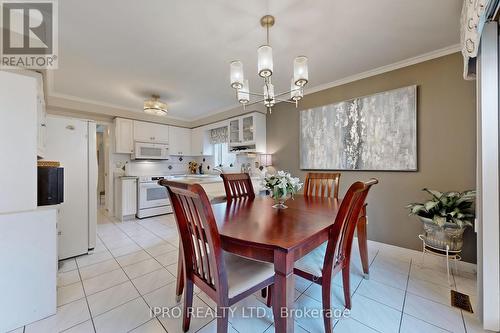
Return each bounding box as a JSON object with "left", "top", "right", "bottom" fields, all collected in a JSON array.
[
  {"left": 38, "top": 167, "right": 64, "bottom": 206},
  {"left": 133, "top": 142, "right": 169, "bottom": 160}
]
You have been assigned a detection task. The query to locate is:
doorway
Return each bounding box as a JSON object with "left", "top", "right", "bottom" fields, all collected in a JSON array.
[{"left": 96, "top": 123, "right": 110, "bottom": 216}]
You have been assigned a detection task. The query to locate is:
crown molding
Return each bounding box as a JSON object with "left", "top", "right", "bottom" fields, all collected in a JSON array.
[
  {"left": 45, "top": 44, "right": 461, "bottom": 126},
  {"left": 45, "top": 70, "right": 189, "bottom": 123},
  {"left": 304, "top": 44, "right": 461, "bottom": 96}
]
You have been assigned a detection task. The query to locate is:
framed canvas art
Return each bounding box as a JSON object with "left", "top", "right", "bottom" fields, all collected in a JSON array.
[{"left": 299, "top": 85, "right": 417, "bottom": 171}]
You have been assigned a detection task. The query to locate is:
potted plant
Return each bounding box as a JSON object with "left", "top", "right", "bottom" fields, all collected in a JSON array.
[
  {"left": 263, "top": 171, "right": 302, "bottom": 209},
  {"left": 406, "top": 189, "right": 476, "bottom": 251}
]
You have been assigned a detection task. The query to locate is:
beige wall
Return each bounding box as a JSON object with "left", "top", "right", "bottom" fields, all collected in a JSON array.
[{"left": 266, "top": 53, "right": 477, "bottom": 263}]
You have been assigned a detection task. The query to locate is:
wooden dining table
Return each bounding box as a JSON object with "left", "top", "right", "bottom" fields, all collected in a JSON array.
[{"left": 211, "top": 194, "right": 370, "bottom": 333}]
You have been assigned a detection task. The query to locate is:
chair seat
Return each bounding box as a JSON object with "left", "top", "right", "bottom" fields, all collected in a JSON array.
[
  {"left": 224, "top": 252, "right": 274, "bottom": 299},
  {"left": 294, "top": 242, "right": 327, "bottom": 277}
]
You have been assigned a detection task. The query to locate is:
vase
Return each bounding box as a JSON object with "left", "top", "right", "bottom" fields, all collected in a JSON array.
[
  {"left": 418, "top": 217, "right": 465, "bottom": 251},
  {"left": 272, "top": 195, "right": 290, "bottom": 209}
]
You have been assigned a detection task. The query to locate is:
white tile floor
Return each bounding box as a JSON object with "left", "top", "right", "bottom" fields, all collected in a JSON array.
[{"left": 11, "top": 210, "right": 484, "bottom": 333}]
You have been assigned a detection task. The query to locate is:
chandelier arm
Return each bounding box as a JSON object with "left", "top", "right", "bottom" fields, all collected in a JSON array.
[
  {"left": 247, "top": 91, "right": 266, "bottom": 97},
  {"left": 245, "top": 98, "right": 266, "bottom": 107},
  {"left": 274, "top": 98, "right": 297, "bottom": 104},
  {"left": 274, "top": 89, "right": 296, "bottom": 98}
]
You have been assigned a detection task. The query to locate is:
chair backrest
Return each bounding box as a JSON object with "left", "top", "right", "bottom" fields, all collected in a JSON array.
[
  {"left": 220, "top": 173, "right": 255, "bottom": 202},
  {"left": 160, "top": 180, "right": 228, "bottom": 295},
  {"left": 304, "top": 172, "right": 341, "bottom": 199},
  {"left": 323, "top": 179, "right": 378, "bottom": 271}
]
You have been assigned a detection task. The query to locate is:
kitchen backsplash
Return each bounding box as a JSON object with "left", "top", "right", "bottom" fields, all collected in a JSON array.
[{"left": 116, "top": 154, "right": 261, "bottom": 177}]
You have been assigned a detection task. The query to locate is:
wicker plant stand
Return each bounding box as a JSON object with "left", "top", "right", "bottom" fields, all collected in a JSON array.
[{"left": 418, "top": 234, "right": 462, "bottom": 285}]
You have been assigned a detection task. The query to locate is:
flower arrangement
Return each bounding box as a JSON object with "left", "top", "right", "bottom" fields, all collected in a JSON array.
[
  {"left": 263, "top": 171, "right": 303, "bottom": 209},
  {"left": 188, "top": 161, "right": 198, "bottom": 174}
]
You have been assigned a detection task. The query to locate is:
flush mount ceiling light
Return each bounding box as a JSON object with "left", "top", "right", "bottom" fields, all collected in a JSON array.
[
  {"left": 144, "top": 94, "right": 168, "bottom": 116},
  {"left": 230, "top": 15, "right": 309, "bottom": 113}
]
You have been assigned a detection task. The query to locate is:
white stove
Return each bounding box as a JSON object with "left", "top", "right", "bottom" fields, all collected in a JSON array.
[{"left": 137, "top": 175, "right": 173, "bottom": 218}]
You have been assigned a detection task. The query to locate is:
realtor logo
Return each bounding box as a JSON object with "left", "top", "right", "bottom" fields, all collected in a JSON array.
[{"left": 0, "top": 0, "right": 58, "bottom": 68}]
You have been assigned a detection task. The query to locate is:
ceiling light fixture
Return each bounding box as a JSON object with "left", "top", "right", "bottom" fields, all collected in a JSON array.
[
  {"left": 144, "top": 94, "right": 168, "bottom": 116},
  {"left": 229, "top": 15, "right": 309, "bottom": 113}
]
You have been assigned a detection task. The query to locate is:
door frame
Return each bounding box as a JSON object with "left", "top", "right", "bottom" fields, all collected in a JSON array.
[{"left": 477, "top": 21, "right": 500, "bottom": 331}]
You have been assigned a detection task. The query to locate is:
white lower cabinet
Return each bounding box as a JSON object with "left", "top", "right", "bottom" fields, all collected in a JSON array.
[
  {"left": 114, "top": 177, "right": 137, "bottom": 221},
  {"left": 0, "top": 208, "right": 57, "bottom": 332}
]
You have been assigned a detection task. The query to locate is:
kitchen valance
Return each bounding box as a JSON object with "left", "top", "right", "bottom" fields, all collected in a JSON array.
[
  {"left": 461, "top": 0, "right": 494, "bottom": 79},
  {"left": 209, "top": 126, "right": 228, "bottom": 144}
]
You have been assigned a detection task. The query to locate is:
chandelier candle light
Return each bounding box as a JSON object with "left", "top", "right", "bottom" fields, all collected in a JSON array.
[{"left": 229, "top": 15, "right": 309, "bottom": 113}]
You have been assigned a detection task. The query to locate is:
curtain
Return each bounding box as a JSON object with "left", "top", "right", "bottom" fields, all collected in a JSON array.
[
  {"left": 209, "top": 126, "right": 228, "bottom": 144},
  {"left": 461, "top": 0, "right": 492, "bottom": 79}
]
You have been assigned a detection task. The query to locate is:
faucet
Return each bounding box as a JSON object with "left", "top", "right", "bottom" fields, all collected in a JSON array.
[{"left": 213, "top": 166, "right": 223, "bottom": 175}]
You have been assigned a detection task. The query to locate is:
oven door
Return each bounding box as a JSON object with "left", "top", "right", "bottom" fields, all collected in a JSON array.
[
  {"left": 138, "top": 182, "right": 170, "bottom": 209},
  {"left": 133, "top": 142, "right": 169, "bottom": 160}
]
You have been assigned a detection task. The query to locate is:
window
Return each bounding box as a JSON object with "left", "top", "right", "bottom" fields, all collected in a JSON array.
[{"left": 214, "top": 142, "right": 236, "bottom": 167}]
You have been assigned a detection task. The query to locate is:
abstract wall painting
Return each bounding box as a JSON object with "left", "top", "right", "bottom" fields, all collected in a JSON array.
[{"left": 300, "top": 85, "right": 417, "bottom": 171}]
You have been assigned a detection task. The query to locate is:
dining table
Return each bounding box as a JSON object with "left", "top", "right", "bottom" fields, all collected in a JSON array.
[{"left": 211, "top": 194, "right": 370, "bottom": 333}]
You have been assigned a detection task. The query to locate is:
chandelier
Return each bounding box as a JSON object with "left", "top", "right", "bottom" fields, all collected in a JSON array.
[
  {"left": 229, "top": 15, "right": 309, "bottom": 113},
  {"left": 144, "top": 94, "right": 168, "bottom": 116}
]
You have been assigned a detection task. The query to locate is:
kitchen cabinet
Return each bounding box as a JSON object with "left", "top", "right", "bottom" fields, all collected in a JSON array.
[
  {"left": 227, "top": 112, "right": 266, "bottom": 153},
  {"left": 36, "top": 75, "right": 47, "bottom": 158},
  {"left": 134, "top": 120, "right": 169, "bottom": 144},
  {"left": 191, "top": 126, "right": 213, "bottom": 156},
  {"left": 0, "top": 71, "right": 37, "bottom": 213},
  {"left": 229, "top": 118, "right": 240, "bottom": 144},
  {"left": 169, "top": 126, "right": 192, "bottom": 156},
  {"left": 0, "top": 208, "right": 57, "bottom": 332},
  {"left": 114, "top": 177, "right": 137, "bottom": 221},
  {"left": 114, "top": 118, "right": 134, "bottom": 154}
]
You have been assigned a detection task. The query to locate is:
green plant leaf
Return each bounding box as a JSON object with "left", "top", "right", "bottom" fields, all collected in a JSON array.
[
  {"left": 424, "top": 201, "right": 438, "bottom": 211},
  {"left": 423, "top": 188, "right": 443, "bottom": 200}
]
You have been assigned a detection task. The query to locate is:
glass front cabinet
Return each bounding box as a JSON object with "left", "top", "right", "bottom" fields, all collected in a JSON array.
[{"left": 226, "top": 112, "right": 266, "bottom": 153}]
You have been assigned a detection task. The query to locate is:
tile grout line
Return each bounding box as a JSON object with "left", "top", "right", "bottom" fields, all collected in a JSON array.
[
  {"left": 451, "top": 263, "right": 470, "bottom": 333},
  {"left": 75, "top": 260, "right": 98, "bottom": 333},
  {"left": 94, "top": 232, "right": 161, "bottom": 331},
  {"left": 398, "top": 258, "right": 412, "bottom": 333},
  {"left": 97, "top": 222, "right": 172, "bottom": 333}
]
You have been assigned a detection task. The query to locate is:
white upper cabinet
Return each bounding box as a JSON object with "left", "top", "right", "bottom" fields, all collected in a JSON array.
[
  {"left": 36, "top": 74, "right": 47, "bottom": 159},
  {"left": 114, "top": 118, "right": 134, "bottom": 154},
  {"left": 227, "top": 112, "right": 266, "bottom": 153},
  {"left": 133, "top": 121, "right": 169, "bottom": 143},
  {"left": 169, "top": 126, "right": 192, "bottom": 156},
  {"left": 0, "top": 71, "right": 37, "bottom": 213},
  {"left": 191, "top": 126, "right": 213, "bottom": 156}
]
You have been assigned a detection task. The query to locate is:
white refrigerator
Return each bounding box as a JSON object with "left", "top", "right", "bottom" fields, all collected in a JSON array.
[{"left": 45, "top": 115, "right": 97, "bottom": 259}]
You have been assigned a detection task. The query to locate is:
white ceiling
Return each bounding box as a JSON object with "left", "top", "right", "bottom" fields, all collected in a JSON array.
[{"left": 49, "top": 0, "right": 462, "bottom": 121}]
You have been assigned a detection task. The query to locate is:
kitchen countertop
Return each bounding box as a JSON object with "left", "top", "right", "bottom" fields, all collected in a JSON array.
[
  {"left": 166, "top": 174, "right": 223, "bottom": 184},
  {"left": 168, "top": 174, "right": 262, "bottom": 183},
  {"left": 166, "top": 174, "right": 264, "bottom": 202},
  {"left": 118, "top": 176, "right": 138, "bottom": 179}
]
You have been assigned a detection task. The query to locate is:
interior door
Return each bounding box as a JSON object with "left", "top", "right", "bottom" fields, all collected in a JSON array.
[{"left": 45, "top": 116, "right": 89, "bottom": 259}]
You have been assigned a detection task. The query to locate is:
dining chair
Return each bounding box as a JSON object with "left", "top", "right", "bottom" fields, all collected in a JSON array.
[
  {"left": 162, "top": 180, "right": 275, "bottom": 333},
  {"left": 304, "top": 172, "right": 371, "bottom": 277},
  {"left": 303, "top": 172, "right": 341, "bottom": 199},
  {"left": 219, "top": 172, "right": 272, "bottom": 300},
  {"left": 220, "top": 173, "right": 255, "bottom": 201},
  {"left": 293, "top": 179, "right": 378, "bottom": 333},
  {"left": 172, "top": 173, "right": 258, "bottom": 305}
]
